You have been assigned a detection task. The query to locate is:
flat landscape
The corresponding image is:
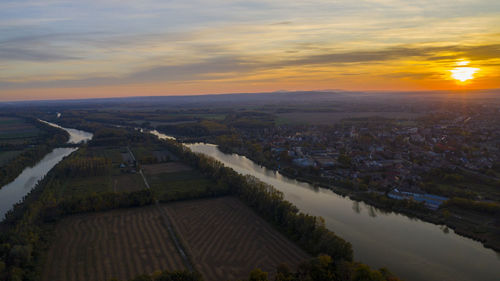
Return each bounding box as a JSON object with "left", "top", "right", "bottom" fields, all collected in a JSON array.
[
  {"left": 276, "top": 111, "right": 422, "bottom": 125},
  {"left": 0, "top": 117, "right": 39, "bottom": 141},
  {"left": 41, "top": 197, "right": 311, "bottom": 281},
  {"left": 142, "top": 162, "right": 193, "bottom": 175},
  {"left": 165, "top": 197, "right": 310, "bottom": 281},
  {"left": 0, "top": 117, "right": 39, "bottom": 166},
  {"left": 42, "top": 206, "right": 185, "bottom": 281},
  {"left": 143, "top": 163, "right": 217, "bottom": 199}
]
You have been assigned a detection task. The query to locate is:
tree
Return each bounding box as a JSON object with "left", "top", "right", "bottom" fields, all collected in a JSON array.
[
  {"left": 8, "top": 245, "right": 32, "bottom": 266},
  {"left": 131, "top": 275, "right": 152, "bottom": 281},
  {"left": 248, "top": 268, "right": 268, "bottom": 281},
  {"left": 275, "top": 264, "right": 294, "bottom": 281},
  {"left": 352, "top": 263, "right": 385, "bottom": 281}
]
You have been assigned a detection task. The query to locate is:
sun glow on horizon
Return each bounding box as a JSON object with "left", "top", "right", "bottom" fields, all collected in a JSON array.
[
  {"left": 450, "top": 60, "right": 479, "bottom": 82},
  {"left": 0, "top": 1, "right": 499, "bottom": 100}
]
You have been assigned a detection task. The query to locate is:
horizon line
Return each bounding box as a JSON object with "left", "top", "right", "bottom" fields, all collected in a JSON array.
[{"left": 1, "top": 88, "right": 499, "bottom": 104}]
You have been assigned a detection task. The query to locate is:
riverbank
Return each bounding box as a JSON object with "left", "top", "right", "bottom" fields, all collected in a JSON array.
[
  {"left": 0, "top": 124, "right": 393, "bottom": 281},
  {"left": 162, "top": 131, "right": 500, "bottom": 253},
  {"left": 0, "top": 118, "right": 70, "bottom": 189},
  {"left": 214, "top": 143, "right": 500, "bottom": 253},
  {"left": 183, "top": 141, "right": 500, "bottom": 281},
  {"left": 0, "top": 121, "right": 93, "bottom": 220}
]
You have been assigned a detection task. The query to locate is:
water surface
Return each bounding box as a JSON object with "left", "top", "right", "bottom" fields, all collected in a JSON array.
[
  {"left": 40, "top": 120, "right": 93, "bottom": 144},
  {"left": 0, "top": 148, "right": 77, "bottom": 219},
  {"left": 0, "top": 121, "right": 93, "bottom": 220},
  {"left": 179, "top": 141, "right": 499, "bottom": 281}
]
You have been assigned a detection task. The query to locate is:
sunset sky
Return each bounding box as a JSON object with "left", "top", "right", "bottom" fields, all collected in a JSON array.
[{"left": 1, "top": 0, "right": 499, "bottom": 101}]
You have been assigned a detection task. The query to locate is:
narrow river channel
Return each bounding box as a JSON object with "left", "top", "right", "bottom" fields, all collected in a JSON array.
[
  {"left": 0, "top": 121, "right": 93, "bottom": 220},
  {"left": 150, "top": 131, "right": 500, "bottom": 281}
]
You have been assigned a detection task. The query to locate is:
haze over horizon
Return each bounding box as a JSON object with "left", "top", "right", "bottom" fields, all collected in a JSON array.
[{"left": 1, "top": 0, "right": 500, "bottom": 101}]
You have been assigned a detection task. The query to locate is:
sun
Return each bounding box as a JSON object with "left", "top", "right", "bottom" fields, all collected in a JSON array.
[
  {"left": 450, "top": 67, "right": 478, "bottom": 82},
  {"left": 449, "top": 60, "right": 479, "bottom": 82}
]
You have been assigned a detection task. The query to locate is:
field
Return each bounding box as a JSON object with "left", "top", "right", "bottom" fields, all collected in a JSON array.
[
  {"left": 0, "top": 117, "right": 39, "bottom": 140},
  {"left": 0, "top": 150, "right": 23, "bottom": 166},
  {"left": 143, "top": 163, "right": 217, "bottom": 199},
  {"left": 112, "top": 173, "right": 146, "bottom": 192},
  {"left": 42, "top": 198, "right": 310, "bottom": 281},
  {"left": 142, "top": 162, "right": 192, "bottom": 175},
  {"left": 52, "top": 146, "right": 146, "bottom": 199},
  {"left": 165, "top": 197, "right": 310, "bottom": 281},
  {"left": 42, "top": 206, "right": 185, "bottom": 281},
  {"left": 276, "top": 111, "right": 422, "bottom": 125}
]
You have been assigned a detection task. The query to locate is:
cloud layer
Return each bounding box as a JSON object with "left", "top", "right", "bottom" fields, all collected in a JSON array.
[{"left": 0, "top": 0, "right": 499, "bottom": 100}]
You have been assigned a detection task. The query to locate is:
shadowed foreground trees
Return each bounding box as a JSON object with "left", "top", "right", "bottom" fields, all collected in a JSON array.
[
  {"left": 113, "top": 270, "right": 202, "bottom": 281},
  {"left": 122, "top": 256, "right": 401, "bottom": 281}
]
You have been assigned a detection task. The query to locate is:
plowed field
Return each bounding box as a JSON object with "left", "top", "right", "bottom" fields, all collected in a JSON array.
[
  {"left": 165, "top": 197, "right": 310, "bottom": 281},
  {"left": 42, "top": 206, "right": 185, "bottom": 281}
]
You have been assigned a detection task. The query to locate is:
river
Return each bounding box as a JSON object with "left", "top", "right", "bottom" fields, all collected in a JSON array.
[
  {"left": 151, "top": 132, "right": 499, "bottom": 281},
  {"left": 39, "top": 120, "right": 93, "bottom": 144},
  {"left": 0, "top": 121, "right": 93, "bottom": 220}
]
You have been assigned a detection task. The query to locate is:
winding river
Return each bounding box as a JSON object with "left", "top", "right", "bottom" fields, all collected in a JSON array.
[
  {"left": 2, "top": 124, "right": 497, "bottom": 281},
  {"left": 152, "top": 132, "right": 499, "bottom": 281},
  {"left": 0, "top": 121, "right": 93, "bottom": 220}
]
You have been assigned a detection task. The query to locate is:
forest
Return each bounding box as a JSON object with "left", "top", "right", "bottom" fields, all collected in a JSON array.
[
  {"left": 120, "top": 256, "right": 400, "bottom": 281},
  {"left": 0, "top": 118, "right": 69, "bottom": 188}
]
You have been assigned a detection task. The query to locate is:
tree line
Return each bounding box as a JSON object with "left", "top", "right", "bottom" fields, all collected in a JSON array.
[
  {"left": 157, "top": 120, "right": 230, "bottom": 138},
  {"left": 0, "top": 125, "right": 398, "bottom": 281},
  {"left": 0, "top": 167, "right": 157, "bottom": 280},
  {"left": 121, "top": 255, "right": 401, "bottom": 281},
  {"left": 0, "top": 118, "right": 69, "bottom": 188},
  {"left": 54, "top": 155, "right": 111, "bottom": 177},
  {"left": 441, "top": 198, "right": 500, "bottom": 216},
  {"left": 161, "top": 139, "right": 357, "bottom": 261}
]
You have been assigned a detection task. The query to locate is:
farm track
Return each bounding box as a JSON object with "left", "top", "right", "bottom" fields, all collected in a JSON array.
[
  {"left": 42, "top": 206, "right": 185, "bottom": 281},
  {"left": 165, "top": 197, "right": 310, "bottom": 281},
  {"left": 133, "top": 146, "right": 194, "bottom": 271}
]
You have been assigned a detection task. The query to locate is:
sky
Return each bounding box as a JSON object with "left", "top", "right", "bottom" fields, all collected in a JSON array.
[{"left": 0, "top": 0, "right": 499, "bottom": 101}]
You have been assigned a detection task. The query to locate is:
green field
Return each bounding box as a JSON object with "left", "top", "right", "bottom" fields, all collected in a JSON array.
[
  {"left": 146, "top": 169, "right": 217, "bottom": 199},
  {"left": 0, "top": 117, "right": 40, "bottom": 140},
  {"left": 49, "top": 144, "right": 217, "bottom": 200},
  {"left": 50, "top": 146, "right": 145, "bottom": 199},
  {"left": 53, "top": 175, "right": 112, "bottom": 198},
  {"left": 0, "top": 150, "right": 24, "bottom": 166}
]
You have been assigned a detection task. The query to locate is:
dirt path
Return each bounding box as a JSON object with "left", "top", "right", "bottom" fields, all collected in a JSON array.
[{"left": 130, "top": 146, "right": 194, "bottom": 272}]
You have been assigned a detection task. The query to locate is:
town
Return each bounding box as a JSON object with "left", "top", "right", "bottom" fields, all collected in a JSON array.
[{"left": 221, "top": 105, "right": 500, "bottom": 210}]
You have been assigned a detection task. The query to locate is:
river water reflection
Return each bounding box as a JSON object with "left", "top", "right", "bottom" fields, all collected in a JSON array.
[
  {"left": 182, "top": 141, "right": 499, "bottom": 281},
  {"left": 0, "top": 121, "right": 92, "bottom": 220},
  {"left": 39, "top": 120, "right": 93, "bottom": 144}
]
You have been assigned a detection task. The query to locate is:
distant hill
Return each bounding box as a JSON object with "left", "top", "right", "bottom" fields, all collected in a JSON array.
[{"left": 1, "top": 89, "right": 500, "bottom": 109}]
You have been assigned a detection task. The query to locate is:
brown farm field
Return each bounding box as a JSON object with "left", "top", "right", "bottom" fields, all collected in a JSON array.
[
  {"left": 42, "top": 206, "right": 185, "bottom": 281},
  {"left": 42, "top": 197, "right": 310, "bottom": 281},
  {"left": 142, "top": 162, "right": 192, "bottom": 175},
  {"left": 165, "top": 197, "right": 311, "bottom": 281}
]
